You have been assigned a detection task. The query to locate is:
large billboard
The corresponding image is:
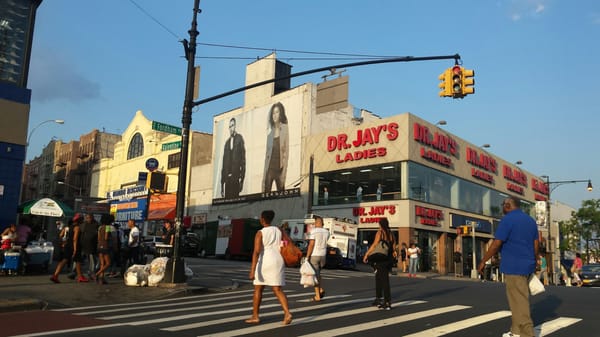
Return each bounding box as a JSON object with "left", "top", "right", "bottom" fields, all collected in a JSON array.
[{"left": 212, "top": 95, "right": 303, "bottom": 204}]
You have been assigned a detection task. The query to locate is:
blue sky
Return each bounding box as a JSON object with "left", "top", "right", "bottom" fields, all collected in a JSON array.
[{"left": 27, "top": 0, "right": 599, "bottom": 209}]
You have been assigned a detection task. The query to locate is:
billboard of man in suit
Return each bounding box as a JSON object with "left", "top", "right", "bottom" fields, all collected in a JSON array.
[{"left": 221, "top": 117, "right": 246, "bottom": 198}]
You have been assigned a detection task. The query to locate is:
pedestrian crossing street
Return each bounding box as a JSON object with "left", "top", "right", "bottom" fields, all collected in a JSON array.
[{"left": 39, "top": 280, "right": 582, "bottom": 337}]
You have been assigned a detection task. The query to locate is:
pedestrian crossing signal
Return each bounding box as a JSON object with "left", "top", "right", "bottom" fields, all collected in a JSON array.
[{"left": 146, "top": 171, "right": 168, "bottom": 193}]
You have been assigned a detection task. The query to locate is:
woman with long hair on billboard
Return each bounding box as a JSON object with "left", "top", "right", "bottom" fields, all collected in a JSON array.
[{"left": 263, "top": 102, "right": 289, "bottom": 193}]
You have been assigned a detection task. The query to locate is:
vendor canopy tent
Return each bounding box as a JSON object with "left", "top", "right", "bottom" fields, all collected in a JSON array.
[{"left": 20, "top": 198, "right": 74, "bottom": 217}]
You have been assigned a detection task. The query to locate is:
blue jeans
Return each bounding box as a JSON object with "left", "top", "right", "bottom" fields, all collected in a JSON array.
[{"left": 409, "top": 257, "right": 418, "bottom": 274}]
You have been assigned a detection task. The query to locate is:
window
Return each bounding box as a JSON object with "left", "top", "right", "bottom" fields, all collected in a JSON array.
[
  {"left": 127, "top": 133, "right": 144, "bottom": 159},
  {"left": 168, "top": 152, "right": 181, "bottom": 169},
  {"left": 313, "top": 162, "right": 402, "bottom": 206}
]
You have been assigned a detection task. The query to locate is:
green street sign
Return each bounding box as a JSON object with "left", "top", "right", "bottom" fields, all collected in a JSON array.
[
  {"left": 152, "top": 121, "right": 182, "bottom": 135},
  {"left": 162, "top": 141, "right": 182, "bottom": 151}
]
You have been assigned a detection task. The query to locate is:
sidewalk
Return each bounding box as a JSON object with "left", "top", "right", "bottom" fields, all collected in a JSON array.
[
  {"left": 0, "top": 269, "right": 239, "bottom": 313},
  {"left": 0, "top": 264, "right": 482, "bottom": 313}
]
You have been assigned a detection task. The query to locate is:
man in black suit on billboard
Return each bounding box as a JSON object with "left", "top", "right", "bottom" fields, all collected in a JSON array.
[{"left": 221, "top": 117, "right": 246, "bottom": 198}]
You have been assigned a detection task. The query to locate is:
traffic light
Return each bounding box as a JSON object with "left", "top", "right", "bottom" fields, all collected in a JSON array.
[
  {"left": 461, "top": 68, "right": 475, "bottom": 96},
  {"left": 459, "top": 225, "right": 471, "bottom": 235},
  {"left": 146, "top": 171, "right": 168, "bottom": 193},
  {"left": 451, "top": 65, "right": 463, "bottom": 98},
  {"left": 438, "top": 68, "right": 453, "bottom": 97}
]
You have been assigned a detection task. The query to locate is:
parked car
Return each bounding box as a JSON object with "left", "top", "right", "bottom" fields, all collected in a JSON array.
[
  {"left": 325, "top": 246, "right": 343, "bottom": 269},
  {"left": 182, "top": 232, "right": 202, "bottom": 257},
  {"left": 580, "top": 263, "right": 600, "bottom": 287}
]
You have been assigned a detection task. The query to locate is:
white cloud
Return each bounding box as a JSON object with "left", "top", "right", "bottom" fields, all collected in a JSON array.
[
  {"left": 507, "top": 0, "right": 548, "bottom": 21},
  {"left": 29, "top": 47, "right": 101, "bottom": 103},
  {"left": 535, "top": 4, "right": 545, "bottom": 14}
]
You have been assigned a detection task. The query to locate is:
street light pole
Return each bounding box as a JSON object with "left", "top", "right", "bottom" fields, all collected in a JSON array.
[
  {"left": 20, "top": 119, "right": 65, "bottom": 203},
  {"left": 542, "top": 176, "right": 593, "bottom": 285}
]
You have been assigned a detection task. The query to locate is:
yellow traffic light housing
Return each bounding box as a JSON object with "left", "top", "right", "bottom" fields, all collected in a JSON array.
[
  {"left": 438, "top": 68, "right": 453, "bottom": 97},
  {"left": 459, "top": 225, "right": 471, "bottom": 235},
  {"left": 451, "top": 65, "right": 463, "bottom": 98},
  {"left": 461, "top": 68, "right": 475, "bottom": 96}
]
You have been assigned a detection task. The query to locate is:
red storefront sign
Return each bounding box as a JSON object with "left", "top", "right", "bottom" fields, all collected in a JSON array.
[
  {"left": 415, "top": 205, "right": 443, "bottom": 226},
  {"left": 327, "top": 122, "right": 399, "bottom": 164},
  {"left": 353, "top": 205, "right": 396, "bottom": 223},
  {"left": 413, "top": 122, "right": 458, "bottom": 168}
]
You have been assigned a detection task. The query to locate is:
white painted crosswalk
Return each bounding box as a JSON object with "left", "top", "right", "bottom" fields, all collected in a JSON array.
[{"left": 43, "top": 288, "right": 583, "bottom": 337}]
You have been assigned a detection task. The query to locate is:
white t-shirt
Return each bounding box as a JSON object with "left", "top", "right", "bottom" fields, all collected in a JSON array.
[
  {"left": 307, "top": 227, "right": 329, "bottom": 257},
  {"left": 408, "top": 246, "right": 419, "bottom": 259},
  {"left": 128, "top": 226, "right": 140, "bottom": 247}
]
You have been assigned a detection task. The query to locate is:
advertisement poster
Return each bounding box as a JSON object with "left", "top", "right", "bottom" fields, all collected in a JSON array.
[{"left": 212, "top": 95, "right": 302, "bottom": 204}]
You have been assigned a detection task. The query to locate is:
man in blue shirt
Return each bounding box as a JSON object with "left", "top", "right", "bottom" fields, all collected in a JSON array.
[{"left": 478, "top": 197, "right": 539, "bottom": 337}]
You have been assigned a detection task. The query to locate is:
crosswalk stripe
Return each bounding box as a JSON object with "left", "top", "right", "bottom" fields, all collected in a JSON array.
[
  {"left": 537, "top": 317, "right": 582, "bottom": 337},
  {"left": 100, "top": 292, "right": 308, "bottom": 320},
  {"left": 8, "top": 323, "right": 126, "bottom": 337},
  {"left": 164, "top": 298, "right": 376, "bottom": 332},
  {"left": 78, "top": 290, "right": 258, "bottom": 315},
  {"left": 402, "top": 310, "right": 512, "bottom": 337},
  {"left": 195, "top": 300, "right": 431, "bottom": 337},
  {"left": 53, "top": 289, "right": 254, "bottom": 312}
]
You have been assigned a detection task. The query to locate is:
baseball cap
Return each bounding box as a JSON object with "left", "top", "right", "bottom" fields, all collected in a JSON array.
[{"left": 73, "top": 213, "right": 83, "bottom": 222}]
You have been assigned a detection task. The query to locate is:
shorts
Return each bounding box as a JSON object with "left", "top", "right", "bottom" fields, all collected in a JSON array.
[
  {"left": 57, "top": 246, "right": 73, "bottom": 263},
  {"left": 309, "top": 256, "right": 326, "bottom": 273},
  {"left": 72, "top": 249, "right": 83, "bottom": 262}
]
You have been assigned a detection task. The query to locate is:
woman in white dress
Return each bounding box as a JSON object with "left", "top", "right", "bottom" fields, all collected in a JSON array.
[{"left": 246, "top": 210, "right": 292, "bottom": 325}]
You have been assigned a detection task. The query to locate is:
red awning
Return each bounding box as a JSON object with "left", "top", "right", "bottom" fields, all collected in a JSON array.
[{"left": 147, "top": 207, "right": 176, "bottom": 220}]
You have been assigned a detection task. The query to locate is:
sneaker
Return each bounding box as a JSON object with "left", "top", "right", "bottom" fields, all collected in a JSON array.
[
  {"left": 49, "top": 275, "right": 60, "bottom": 284},
  {"left": 502, "top": 332, "right": 520, "bottom": 337},
  {"left": 371, "top": 298, "right": 382, "bottom": 306},
  {"left": 77, "top": 276, "right": 89, "bottom": 283},
  {"left": 378, "top": 302, "right": 392, "bottom": 310}
]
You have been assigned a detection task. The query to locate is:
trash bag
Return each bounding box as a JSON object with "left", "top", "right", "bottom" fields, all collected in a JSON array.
[
  {"left": 299, "top": 261, "right": 318, "bottom": 288},
  {"left": 148, "top": 257, "right": 169, "bottom": 287},
  {"left": 124, "top": 264, "right": 150, "bottom": 287}
]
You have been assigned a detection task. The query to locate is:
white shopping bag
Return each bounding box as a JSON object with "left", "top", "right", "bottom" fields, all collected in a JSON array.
[
  {"left": 299, "top": 261, "right": 318, "bottom": 287},
  {"left": 529, "top": 274, "right": 545, "bottom": 296}
]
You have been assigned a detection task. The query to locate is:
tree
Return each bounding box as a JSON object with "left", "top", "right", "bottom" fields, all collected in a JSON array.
[{"left": 563, "top": 199, "right": 600, "bottom": 263}]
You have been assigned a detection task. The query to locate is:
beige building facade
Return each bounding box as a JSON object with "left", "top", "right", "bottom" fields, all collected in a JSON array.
[{"left": 186, "top": 53, "right": 551, "bottom": 276}]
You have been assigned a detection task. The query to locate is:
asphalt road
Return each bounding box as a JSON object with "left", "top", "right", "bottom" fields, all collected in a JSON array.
[{"left": 1, "top": 257, "right": 598, "bottom": 337}]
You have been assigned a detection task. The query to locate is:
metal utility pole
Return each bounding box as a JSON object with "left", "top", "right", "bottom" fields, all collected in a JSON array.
[
  {"left": 166, "top": 0, "right": 200, "bottom": 284},
  {"left": 470, "top": 221, "right": 478, "bottom": 279}
]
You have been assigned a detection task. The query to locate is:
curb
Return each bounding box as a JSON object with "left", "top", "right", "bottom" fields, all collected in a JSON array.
[{"left": 0, "top": 298, "right": 47, "bottom": 313}]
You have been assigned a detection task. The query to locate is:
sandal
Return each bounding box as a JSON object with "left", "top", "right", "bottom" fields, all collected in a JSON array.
[
  {"left": 283, "top": 313, "right": 293, "bottom": 325},
  {"left": 245, "top": 317, "right": 260, "bottom": 324},
  {"left": 319, "top": 290, "right": 325, "bottom": 299},
  {"left": 309, "top": 296, "right": 321, "bottom": 302}
]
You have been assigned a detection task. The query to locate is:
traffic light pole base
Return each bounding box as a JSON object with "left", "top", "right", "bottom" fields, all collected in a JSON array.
[{"left": 164, "top": 256, "right": 187, "bottom": 284}]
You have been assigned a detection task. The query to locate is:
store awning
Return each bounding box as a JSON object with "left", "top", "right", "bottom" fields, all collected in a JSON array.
[{"left": 147, "top": 207, "right": 176, "bottom": 220}]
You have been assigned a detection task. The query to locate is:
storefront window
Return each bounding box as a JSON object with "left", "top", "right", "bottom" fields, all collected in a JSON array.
[
  {"left": 314, "top": 162, "right": 401, "bottom": 205},
  {"left": 408, "top": 162, "right": 532, "bottom": 218}
]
